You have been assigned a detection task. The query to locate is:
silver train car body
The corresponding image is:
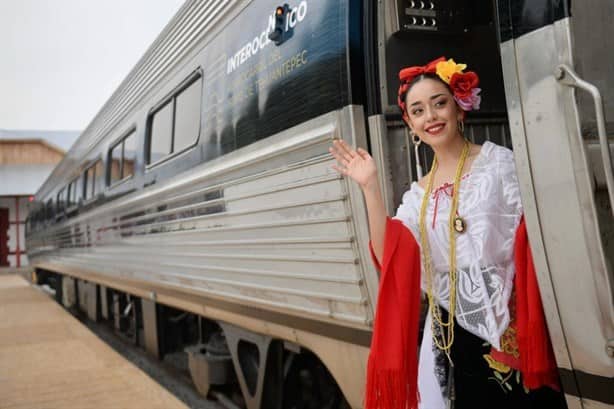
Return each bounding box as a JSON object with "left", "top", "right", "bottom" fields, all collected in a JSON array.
[{"left": 26, "top": 0, "right": 613, "bottom": 408}]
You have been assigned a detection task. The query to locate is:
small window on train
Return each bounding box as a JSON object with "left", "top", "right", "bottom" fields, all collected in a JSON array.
[
  {"left": 174, "top": 78, "right": 202, "bottom": 152},
  {"left": 147, "top": 73, "right": 202, "bottom": 165},
  {"left": 94, "top": 160, "right": 104, "bottom": 194},
  {"left": 123, "top": 131, "right": 137, "bottom": 179},
  {"left": 110, "top": 142, "right": 122, "bottom": 183},
  {"left": 109, "top": 129, "right": 137, "bottom": 186},
  {"left": 46, "top": 199, "right": 54, "bottom": 221},
  {"left": 84, "top": 159, "right": 103, "bottom": 200},
  {"left": 67, "top": 177, "right": 81, "bottom": 207},
  {"left": 56, "top": 188, "right": 65, "bottom": 213},
  {"left": 87, "top": 165, "right": 95, "bottom": 197},
  {"left": 150, "top": 101, "right": 173, "bottom": 163},
  {"left": 67, "top": 181, "right": 74, "bottom": 207}
]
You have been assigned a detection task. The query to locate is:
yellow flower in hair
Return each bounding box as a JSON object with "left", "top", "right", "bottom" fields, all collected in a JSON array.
[{"left": 436, "top": 58, "right": 467, "bottom": 84}]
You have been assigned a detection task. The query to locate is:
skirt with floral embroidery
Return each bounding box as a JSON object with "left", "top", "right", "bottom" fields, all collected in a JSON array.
[{"left": 427, "top": 310, "right": 568, "bottom": 409}]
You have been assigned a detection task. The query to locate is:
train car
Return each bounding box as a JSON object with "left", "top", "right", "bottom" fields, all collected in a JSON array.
[{"left": 26, "top": 1, "right": 613, "bottom": 408}]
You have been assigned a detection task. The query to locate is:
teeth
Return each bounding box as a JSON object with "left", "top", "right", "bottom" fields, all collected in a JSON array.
[{"left": 428, "top": 125, "right": 444, "bottom": 132}]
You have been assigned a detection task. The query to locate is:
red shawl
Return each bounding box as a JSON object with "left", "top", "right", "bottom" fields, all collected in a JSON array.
[
  {"left": 365, "top": 218, "right": 422, "bottom": 409},
  {"left": 511, "top": 217, "right": 561, "bottom": 391},
  {"left": 364, "top": 217, "right": 559, "bottom": 408}
]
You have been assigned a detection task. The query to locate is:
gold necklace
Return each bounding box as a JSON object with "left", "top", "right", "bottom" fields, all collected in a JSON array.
[{"left": 418, "top": 139, "right": 470, "bottom": 362}]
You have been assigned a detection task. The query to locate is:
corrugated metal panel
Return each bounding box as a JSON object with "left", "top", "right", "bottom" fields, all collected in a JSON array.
[{"left": 28, "top": 109, "right": 375, "bottom": 330}]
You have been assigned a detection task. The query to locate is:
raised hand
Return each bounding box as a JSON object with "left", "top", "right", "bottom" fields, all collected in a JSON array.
[{"left": 329, "top": 139, "right": 378, "bottom": 189}]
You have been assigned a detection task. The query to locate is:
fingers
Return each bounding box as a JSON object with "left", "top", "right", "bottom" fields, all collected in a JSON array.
[
  {"left": 329, "top": 146, "right": 348, "bottom": 166},
  {"left": 332, "top": 139, "right": 356, "bottom": 162},
  {"left": 331, "top": 164, "right": 348, "bottom": 176},
  {"left": 356, "top": 147, "right": 370, "bottom": 160},
  {"left": 329, "top": 141, "right": 351, "bottom": 176},
  {"left": 329, "top": 140, "right": 371, "bottom": 177}
]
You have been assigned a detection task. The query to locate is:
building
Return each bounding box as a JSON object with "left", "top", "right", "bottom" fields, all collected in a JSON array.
[{"left": 0, "top": 130, "right": 79, "bottom": 267}]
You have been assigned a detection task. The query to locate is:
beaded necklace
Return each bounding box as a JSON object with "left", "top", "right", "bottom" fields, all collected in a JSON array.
[{"left": 418, "top": 139, "right": 470, "bottom": 363}]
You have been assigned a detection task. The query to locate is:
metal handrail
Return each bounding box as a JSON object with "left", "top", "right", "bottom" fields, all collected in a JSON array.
[{"left": 555, "top": 64, "right": 614, "bottom": 217}]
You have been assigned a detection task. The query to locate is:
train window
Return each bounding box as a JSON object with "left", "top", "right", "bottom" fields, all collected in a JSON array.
[
  {"left": 123, "top": 130, "right": 137, "bottom": 178},
  {"left": 72, "top": 180, "right": 78, "bottom": 205},
  {"left": 174, "top": 77, "right": 201, "bottom": 152},
  {"left": 68, "top": 181, "right": 74, "bottom": 206},
  {"left": 84, "top": 166, "right": 94, "bottom": 200},
  {"left": 67, "top": 176, "right": 81, "bottom": 208},
  {"left": 150, "top": 101, "right": 173, "bottom": 163},
  {"left": 84, "top": 159, "right": 103, "bottom": 200},
  {"left": 110, "top": 142, "right": 122, "bottom": 183},
  {"left": 147, "top": 72, "right": 202, "bottom": 166},
  {"left": 56, "top": 188, "right": 65, "bottom": 214},
  {"left": 46, "top": 199, "right": 54, "bottom": 221},
  {"left": 109, "top": 129, "right": 137, "bottom": 186},
  {"left": 94, "top": 160, "right": 104, "bottom": 194}
]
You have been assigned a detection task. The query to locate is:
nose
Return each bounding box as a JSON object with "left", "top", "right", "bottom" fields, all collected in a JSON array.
[{"left": 424, "top": 105, "right": 438, "bottom": 121}]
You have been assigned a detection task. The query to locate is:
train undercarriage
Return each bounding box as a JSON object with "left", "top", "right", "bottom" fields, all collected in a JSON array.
[{"left": 35, "top": 269, "right": 351, "bottom": 409}]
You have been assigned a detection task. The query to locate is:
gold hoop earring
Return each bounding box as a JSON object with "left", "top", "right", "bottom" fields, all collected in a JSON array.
[{"left": 458, "top": 120, "right": 465, "bottom": 135}]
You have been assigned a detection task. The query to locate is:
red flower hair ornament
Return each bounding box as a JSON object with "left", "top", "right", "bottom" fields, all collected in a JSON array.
[{"left": 398, "top": 56, "right": 481, "bottom": 122}]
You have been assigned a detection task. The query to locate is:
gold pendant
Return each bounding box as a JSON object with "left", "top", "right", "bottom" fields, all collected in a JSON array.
[{"left": 453, "top": 216, "right": 466, "bottom": 233}]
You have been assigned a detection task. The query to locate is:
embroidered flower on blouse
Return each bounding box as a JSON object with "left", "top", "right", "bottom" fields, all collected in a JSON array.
[
  {"left": 484, "top": 353, "right": 527, "bottom": 394},
  {"left": 483, "top": 353, "right": 511, "bottom": 374}
]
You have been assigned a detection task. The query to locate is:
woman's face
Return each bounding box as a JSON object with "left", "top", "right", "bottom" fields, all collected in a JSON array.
[{"left": 405, "top": 78, "right": 464, "bottom": 148}]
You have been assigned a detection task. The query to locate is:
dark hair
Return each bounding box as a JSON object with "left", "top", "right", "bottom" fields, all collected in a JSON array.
[{"left": 400, "top": 72, "right": 452, "bottom": 107}]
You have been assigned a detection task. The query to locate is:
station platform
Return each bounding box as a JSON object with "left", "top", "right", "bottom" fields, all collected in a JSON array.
[{"left": 0, "top": 275, "right": 188, "bottom": 409}]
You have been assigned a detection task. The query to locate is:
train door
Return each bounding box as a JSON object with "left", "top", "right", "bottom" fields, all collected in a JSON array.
[
  {"left": 369, "top": 1, "right": 513, "bottom": 214},
  {"left": 370, "top": 0, "right": 613, "bottom": 408},
  {"left": 498, "top": 0, "right": 613, "bottom": 407}
]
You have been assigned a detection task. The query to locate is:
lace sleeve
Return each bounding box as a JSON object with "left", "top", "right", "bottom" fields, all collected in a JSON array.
[
  {"left": 497, "top": 147, "right": 524, "bottom": 219},
  {"left": 392, "top": 184, "right": 421, "bottom": 238}
]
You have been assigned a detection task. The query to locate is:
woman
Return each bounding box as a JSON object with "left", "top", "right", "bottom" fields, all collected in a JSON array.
[{"left": 329, "top": 57, "right": 566, "bottom": 409}]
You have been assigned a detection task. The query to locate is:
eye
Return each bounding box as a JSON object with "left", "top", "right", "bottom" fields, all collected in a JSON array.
[
  {"left": 435, "top": 98, "right": 447, "bottom": 107},
  {"left": 411, "top": 107, "right": 423, "bottom": 115}
]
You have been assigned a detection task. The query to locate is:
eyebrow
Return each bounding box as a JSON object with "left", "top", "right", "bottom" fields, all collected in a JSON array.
[{"left": 409, "top": 93, "right": 446, "bottom": 107}]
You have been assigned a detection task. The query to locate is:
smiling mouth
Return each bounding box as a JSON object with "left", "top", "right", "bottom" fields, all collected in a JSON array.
[{"left": 425, "top": 123, "right": 446, "bottom": 134}]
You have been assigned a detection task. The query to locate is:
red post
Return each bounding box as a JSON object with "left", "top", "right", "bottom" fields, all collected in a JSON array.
[{"left": 15, "top": 196, "right": 20, "bottom": 268}]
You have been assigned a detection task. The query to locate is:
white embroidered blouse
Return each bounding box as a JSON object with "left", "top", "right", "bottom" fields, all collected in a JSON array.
[{"left": 393, "top": 141, "right": 523, "bottom": 349}]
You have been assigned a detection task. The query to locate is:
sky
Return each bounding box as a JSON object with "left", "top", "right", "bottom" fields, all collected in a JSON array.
[{"left": 0, "top": 0, "right": 185, "bottom": 132}]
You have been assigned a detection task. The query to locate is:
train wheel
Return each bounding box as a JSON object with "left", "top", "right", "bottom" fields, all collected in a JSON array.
[{"left": 282, "top": 351, "right": 350, "bottom": 409}]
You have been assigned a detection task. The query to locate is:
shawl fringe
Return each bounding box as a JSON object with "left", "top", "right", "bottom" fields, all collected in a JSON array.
[{"left": 365, "top": 364, "right": 416, "bottom": 409}]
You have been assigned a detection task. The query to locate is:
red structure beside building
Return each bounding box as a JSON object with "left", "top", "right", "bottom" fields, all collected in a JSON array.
[{"left": 0, "top": 133, "right": 76, "bottom": 267}]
